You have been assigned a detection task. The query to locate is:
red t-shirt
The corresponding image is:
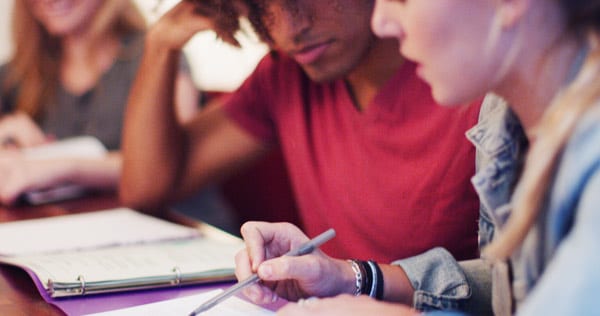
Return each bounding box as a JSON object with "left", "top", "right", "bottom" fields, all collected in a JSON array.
[{"left": 224, "top": 54, "right": 480, "bottom": 263}]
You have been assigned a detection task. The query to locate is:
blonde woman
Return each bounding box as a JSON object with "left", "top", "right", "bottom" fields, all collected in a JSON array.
[
  {"left": 234, "top": 0, "right": 600, "bottom": 315},
  {"left": 0, "top": 0, "right": 198, "bottom": 205}
]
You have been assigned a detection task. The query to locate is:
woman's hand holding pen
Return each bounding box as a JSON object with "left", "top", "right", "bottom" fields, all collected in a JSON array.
[{"left": 234, "top": 222, "right": 357, "bottom": 305}]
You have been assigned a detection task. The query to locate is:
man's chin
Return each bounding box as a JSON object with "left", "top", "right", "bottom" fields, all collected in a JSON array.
[{"left": 302, "top": 66, "right": 344, "bottom": 84}]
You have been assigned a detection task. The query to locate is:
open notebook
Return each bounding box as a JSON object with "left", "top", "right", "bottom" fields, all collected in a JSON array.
[
  {"left": 21, "top": 136, "right": 108, "bottom": 204},
  {"left": 0, "top": 208, "right": 243, "bottom": 298}
]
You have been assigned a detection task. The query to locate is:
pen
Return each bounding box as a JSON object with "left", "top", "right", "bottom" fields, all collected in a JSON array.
[{"left": 189, "top": 228, "right": 336, "bottom": 315}]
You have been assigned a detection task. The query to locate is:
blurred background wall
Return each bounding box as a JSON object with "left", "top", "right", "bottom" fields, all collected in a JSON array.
[{"left": 0, "top": 1, "right": 13, "bottom": 65}]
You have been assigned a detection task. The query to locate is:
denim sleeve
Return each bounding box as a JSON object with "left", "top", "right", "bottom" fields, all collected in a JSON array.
[
  {"left": 393, "top": 247, "right": 469, "bottom": 311},
  {"left": 393, "top": 248, "right": 493, "bottom": 314},
  {"left": 517, "top": 170, "right": 600, "bottom": 315}
]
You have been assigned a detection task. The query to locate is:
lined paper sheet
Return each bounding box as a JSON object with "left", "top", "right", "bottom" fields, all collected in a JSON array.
[
  {"left": 0, "top": 208, "right": 199, "bottom": 256},
  {"left": 84, "top": 289, "right": 275, "bottom": 316}
]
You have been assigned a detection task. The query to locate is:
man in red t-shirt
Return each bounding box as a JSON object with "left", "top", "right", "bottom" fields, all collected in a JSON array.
[{"left": 121, "top": 1, "right": 480, "bottom": 263}]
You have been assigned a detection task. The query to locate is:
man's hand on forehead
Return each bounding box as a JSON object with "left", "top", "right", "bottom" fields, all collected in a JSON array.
[{"left": 184, "top": 0, "right": 247, "bottom": 46}]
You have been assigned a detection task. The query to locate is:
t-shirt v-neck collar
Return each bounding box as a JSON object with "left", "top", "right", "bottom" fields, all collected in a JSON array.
[{"left": 337, "top": 61, "right": 416, "bottom": 121}]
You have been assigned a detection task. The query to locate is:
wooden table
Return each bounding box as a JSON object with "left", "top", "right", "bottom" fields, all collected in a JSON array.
[
  {"left": 0, "top": 193, "right": 150, "bottom": 315},
  {"left": 0, "top": 192, "right": 120, "bottom": 221}
]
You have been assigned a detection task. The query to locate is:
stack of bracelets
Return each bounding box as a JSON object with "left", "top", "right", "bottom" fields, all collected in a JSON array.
[{"left": 347, "top": 259, "right": 384, "bottom": 300}]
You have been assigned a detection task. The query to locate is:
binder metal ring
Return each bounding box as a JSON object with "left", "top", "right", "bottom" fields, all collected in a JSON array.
[
  {"left": 172, "top": 266, "right": 181, "bottom": 285},
  {"left": 77, "top": 275, "right": 86, "bottom": 295}
]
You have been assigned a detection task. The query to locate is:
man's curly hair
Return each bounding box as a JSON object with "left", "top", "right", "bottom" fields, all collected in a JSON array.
[{"left": 186, "top": 0, "right": 273, "bottom": 46}]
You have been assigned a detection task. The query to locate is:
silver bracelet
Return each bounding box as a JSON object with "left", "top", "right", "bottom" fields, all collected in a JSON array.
[{"left": 347, "top": 259, "right": 363, "bottom": 296}]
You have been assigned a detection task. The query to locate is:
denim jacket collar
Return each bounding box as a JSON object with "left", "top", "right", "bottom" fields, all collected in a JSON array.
[{"left": 466, "top": 94, "right": 528, "bottom": 231}]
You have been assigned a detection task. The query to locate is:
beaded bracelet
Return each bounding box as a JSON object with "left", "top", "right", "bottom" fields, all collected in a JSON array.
[{"left": 347, "top": 259, "right": 364, "bottom": 296}]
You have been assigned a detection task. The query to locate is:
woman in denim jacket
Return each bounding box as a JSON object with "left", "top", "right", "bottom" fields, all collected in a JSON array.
[{"left": 233, "top": 0, "right": 600, "bottom": 315}]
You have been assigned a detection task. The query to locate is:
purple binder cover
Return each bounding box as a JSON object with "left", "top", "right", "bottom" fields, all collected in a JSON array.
[{"left": 22, "top": 266, "right": 285, "bottom": 315}]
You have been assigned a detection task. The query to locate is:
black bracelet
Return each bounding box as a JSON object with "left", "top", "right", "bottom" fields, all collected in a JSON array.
[
  {"left": 358, "top": 260, "right": 371, "bottom": 295},
  {"left": 367, "top": 260, "right": 385, "bottom": 300},
  {"left": 358, "top": 260, "right": 372, "bottom": 296}
]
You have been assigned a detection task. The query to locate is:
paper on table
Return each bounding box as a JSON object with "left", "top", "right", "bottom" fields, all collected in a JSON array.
[
  {"left": 0, "top": 208, "right": 199, "bottom": 257},
  {"left": 84, "top": 289, "right": 275, "bottom": 316},
  {"left": 21, "top": 136, "right": 107, "bottom": 160}
]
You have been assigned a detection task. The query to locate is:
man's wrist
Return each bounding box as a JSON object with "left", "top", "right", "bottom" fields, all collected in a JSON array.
[
  {"left": 145, "top": 26, "right": 184, "bottom": 55},
  {"left": 142, "top": 35, "right": 181, "bottom": 70}
]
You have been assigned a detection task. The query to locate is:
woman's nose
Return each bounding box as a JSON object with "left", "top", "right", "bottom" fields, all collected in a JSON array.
[{"left": 371, "top": 1, "right": 403, "bottom": 39}]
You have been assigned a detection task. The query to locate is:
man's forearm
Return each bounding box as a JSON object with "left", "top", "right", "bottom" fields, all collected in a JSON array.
[{"left": 120, "top": 37, "right": 185, "bottom": 210}]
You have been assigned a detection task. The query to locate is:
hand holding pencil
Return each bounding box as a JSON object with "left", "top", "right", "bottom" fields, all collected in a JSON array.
[
  {"left": 232, "top": 222, "right": 357, "bottom": 305},
  {"left": 190, "top": 225, "right": 336, "bottom": 315}
]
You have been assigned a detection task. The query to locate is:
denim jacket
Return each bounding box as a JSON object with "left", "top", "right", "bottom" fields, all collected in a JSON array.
[
  {"left": 392, "top": 94, "right": 524, "bottom": 313},
  {"left": 394, "top": 94, "right": 600, "bottom": 315}
]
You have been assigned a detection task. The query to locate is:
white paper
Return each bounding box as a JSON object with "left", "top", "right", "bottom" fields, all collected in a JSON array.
[
  {"left": 0, "top": 208, "right": 199, "bottom": 256},
  {"left": 84, "top": 290, "right": 275, "bottom": 316},
  {"left": 22, "top": 136, "right": 107, "bottom": 160}
]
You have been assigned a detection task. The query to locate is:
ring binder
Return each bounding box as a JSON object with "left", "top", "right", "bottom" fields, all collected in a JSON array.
[
  {"left": 0, "top": 210, "right": 243, "bottom": 298},
  {"left": 172, "top": 266, "right": 181, "bottom": 285},
  {"left": 78, "top": 275, "right": 86, "bottom": 295},
  {"left": 46, "top": 267, "right": 236, "bottom": 297}
]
